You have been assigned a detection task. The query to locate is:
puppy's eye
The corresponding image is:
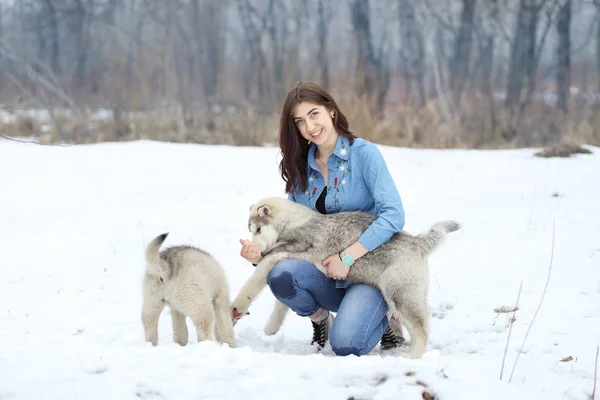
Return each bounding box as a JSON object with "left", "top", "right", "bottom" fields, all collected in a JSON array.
[{"left": 256, "top": 226, "right": 261, "bottom": 234}]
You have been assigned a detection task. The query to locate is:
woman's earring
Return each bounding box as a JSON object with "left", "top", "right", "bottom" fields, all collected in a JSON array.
[{"left": 331, "top": 114, "right": 335, "bottom": 119}]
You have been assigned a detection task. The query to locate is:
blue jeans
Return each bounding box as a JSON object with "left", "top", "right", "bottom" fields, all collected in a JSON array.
[{"left": 266, "top": 259, "right": 389, "bottom": 356}]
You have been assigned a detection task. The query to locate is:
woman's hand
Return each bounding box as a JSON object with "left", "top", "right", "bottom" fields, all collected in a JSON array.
[
  {"left": 239, "top": 239, "right": 262, "bottom": 264},
  {"left": 323, "top": 254, "right": 350, "bottom": 280}
]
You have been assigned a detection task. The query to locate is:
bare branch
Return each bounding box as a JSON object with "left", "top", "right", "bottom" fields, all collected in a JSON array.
[
  {"left": 422, "top": 0, "right": 458, "bottom": 33},
  {"left": 6, "top": 72, "right": 68, "bottom": 143},
  {"left": 541, "top": 10, "right": 599, "bottom": 78},
  {"left": 0, "top": 39, "right": 83, "bottom": 112}
]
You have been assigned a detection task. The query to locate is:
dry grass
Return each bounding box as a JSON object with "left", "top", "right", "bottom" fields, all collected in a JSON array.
[
  {"left": 0, "top": 106, "right": 280, "bottom": 146},
  {"left": 500, "top": 282, "right": 523, "bottom": 381},
  {"left": 1, "top": 94, "right": 599, "bottom": 150},
  {"left": 534, "top": 136, "right": 593, "bottom": 158},
  {"left": 337, "top": 92, "right": 600, "bottom": 150},
  {"left": 509, "top": 220, "right": 556, "bottom": 383},
  {"left": 0, "top": 115, "right": 42, "bottom": 138}
]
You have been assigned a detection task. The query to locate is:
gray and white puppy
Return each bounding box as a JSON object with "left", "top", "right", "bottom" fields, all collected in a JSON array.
[
  {"left": 142, "top": 233, "right": 236, "bottom": 348},
  {"left": 230, "top": 197, "right": 460, "bottom": 359}
]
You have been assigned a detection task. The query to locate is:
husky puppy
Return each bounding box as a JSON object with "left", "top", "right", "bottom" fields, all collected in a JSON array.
[
  {"left": 142, "top": 233, "right": 236, "bottom": 348},
  {"left": 230, "top": 197, "right": 460, "bottom": 359}
]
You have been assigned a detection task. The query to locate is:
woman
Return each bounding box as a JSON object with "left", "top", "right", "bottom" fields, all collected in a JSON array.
[{"left": 239, "top": 80, "right": 406, "bottom": 356}]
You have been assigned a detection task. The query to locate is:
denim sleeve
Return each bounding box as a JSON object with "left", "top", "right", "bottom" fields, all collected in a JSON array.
[
  {"left": 357, "top": 144, "right": 405, "bottom": 251},
  {"left": 287, "top": 192, "right": 296, "bottom": 202}
]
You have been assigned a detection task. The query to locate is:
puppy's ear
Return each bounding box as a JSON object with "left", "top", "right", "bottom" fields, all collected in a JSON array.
[{"left": 257, "top": 204, "right": 272, "bottom": 217}]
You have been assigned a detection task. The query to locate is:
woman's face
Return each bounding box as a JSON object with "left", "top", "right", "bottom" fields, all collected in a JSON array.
[{"left": 292, "top": 102, "right": 337, "bottom": 147}]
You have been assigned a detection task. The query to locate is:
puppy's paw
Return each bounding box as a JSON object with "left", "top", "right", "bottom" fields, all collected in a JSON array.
[
  {"left": 402, "top": 349, "right": 425, "bottom": 359},
  {"left": 145, "top": 334, "right": 158, "bottom": 347},
  {"left": 263, "top": 318, "right": 282, "bottom": 336},
  {"left": 221, "top": 336, "right": 237, "bottom": 348}
]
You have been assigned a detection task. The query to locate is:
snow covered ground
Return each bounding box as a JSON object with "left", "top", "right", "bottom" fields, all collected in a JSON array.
[{"left": 0, "top": 138, "right": 598, "bottom": 399}]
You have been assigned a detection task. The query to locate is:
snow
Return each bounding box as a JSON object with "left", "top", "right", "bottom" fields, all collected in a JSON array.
[{"left": 0, "top": 138, "right": 598, "bottom": 399}]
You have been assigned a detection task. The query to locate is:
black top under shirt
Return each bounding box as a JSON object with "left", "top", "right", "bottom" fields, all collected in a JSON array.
[{"left": 316, "top": 187, "right": 327, "bottom": 214}]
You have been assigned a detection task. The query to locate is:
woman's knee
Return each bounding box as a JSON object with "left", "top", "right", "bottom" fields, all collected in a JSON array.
[
  {"left": 329, "top": 325, "right": 370, "bottom": 357},
  {"left": 266, "top": 259, "right": 302, "bottom": 300}
]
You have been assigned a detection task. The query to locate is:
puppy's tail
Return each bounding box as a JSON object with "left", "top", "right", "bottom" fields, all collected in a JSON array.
[
  {"left": 145, "top": 233, "right": 169, "bottom": 278},
  {"left": 417, "top": 221, "right": 461, "bottom": 255}
]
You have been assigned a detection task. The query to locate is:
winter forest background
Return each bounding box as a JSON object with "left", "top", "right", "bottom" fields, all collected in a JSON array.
[{"left": 0, "top": 0, "right": 599, "bottom": 150}]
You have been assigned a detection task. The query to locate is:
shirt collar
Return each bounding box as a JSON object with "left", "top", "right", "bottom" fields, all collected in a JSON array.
[
  {"left": 332, "top": 135, "right": 350, "bottom": 160},
  {"left": 308, "top": 135, "right": 350, "bottom": 171}
]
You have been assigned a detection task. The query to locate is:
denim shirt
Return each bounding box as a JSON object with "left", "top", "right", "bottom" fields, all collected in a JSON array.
[{"left": 287, "top": 136, "right": 405, "bottom": 288}]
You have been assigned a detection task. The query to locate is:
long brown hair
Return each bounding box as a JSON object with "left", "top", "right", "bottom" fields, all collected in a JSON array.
[{"left": 279, "top": 81, "right": 356, "bottom": 194}]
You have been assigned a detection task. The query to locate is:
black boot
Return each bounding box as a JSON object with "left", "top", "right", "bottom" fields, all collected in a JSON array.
[
  {"left": 380, "top": 324, "right": 405, "bottom": 350},
  {"left": 310, "top": 312, "right": 334, "bottom": 350}
]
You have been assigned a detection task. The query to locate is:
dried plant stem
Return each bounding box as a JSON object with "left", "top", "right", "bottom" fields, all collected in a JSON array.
[
  {"left": 509, "top": 219, "right": 556, "bottom": 383},
  {"left": 500, "top": 281, "right": 523, "bottom": 380},
  {"left": 0, "top": 134, "right": 74, "bottom": 147},
  {"left": 592, "top": 345, "right": 598, "bottom": 400}
]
